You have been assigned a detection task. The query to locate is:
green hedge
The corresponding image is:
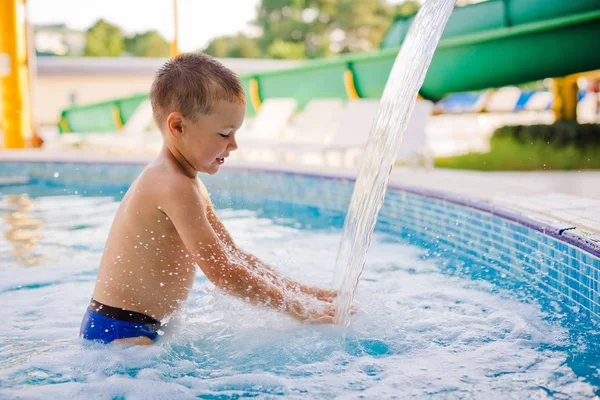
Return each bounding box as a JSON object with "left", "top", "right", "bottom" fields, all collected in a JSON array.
[
  {"left": 493, "top": 121, "right": 600, "bottom": 149},
  {"left": 435, "top": 122, "right": 600, "bottom": 171}
]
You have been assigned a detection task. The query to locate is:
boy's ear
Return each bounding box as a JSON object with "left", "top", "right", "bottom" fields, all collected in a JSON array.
[{"left": 166, "top": 111, "right": 184, "bottom": 139}]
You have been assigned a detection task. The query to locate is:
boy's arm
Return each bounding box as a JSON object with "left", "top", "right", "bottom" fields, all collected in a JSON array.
[
  {"left": 203, "top": 196, "right": 337, "bottom": 302},
  {"left": 198, "top": 181, "right": 308, "bottom": 287},
  {"left": 161, "top": 177, "right": 337, "bottom": 323}
]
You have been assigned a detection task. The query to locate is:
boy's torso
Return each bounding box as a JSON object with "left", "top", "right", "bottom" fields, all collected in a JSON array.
[{"left": 92, "top": 160, "right": 204, "bottom": 321}]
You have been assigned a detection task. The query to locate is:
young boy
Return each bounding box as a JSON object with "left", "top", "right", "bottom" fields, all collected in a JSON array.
[{"left": 80, "top": 53, "right": 342, "bottom": 345}]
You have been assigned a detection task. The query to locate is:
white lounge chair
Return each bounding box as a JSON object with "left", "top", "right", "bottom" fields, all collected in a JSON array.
[
  {"left": 261, "top": 99, "right": 380, "bottom": 167},
  {"left": 46, "top": 99, "right": 162, "bottom": 155},
  {"left": 324, "top": 99, "right": 381, "bottom": 167},
  {"left": 328, "top": 99, "right": 434, "bottom": 168},
  {"left": 46, "top": 132, "right": 86, "bottom": 149},
  {"left": 525, "top": 91, "right": 553, "bottom": 111},
  {"left": 485, "top": 87, "right": 521, "bottom": 113},
  {"left": 82, "top": 100, "right": 162, "bottom": 155},
  {"left": 121, "top": 99, "right": 155, "bottom": 134},
  {"left": 578, "top": 92, "right": 600, "bottom": 123},
  {"left": 277, "top": 98, "right": 345, "bottom": 164},
  {"left": 436, "top": 90, "right": 492, "bottom": 114},
  {"left": 235, "top": 98, "right": 297, "bottom": 162},
  {"left": 396, "top": 100, "right": 434, "bottom": 168}
]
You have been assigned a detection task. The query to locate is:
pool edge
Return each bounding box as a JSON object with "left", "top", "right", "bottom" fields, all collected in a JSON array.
[{"left": 1, "top": 154, "right": 599, "bottom": 259}]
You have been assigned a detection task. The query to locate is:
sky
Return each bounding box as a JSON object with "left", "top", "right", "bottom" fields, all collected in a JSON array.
[
  {"left": 28, "top": 0, "right": 262, "bottom": 52},
  {"left": 28, "top": 0, "right": 412, "bottom": 52}
]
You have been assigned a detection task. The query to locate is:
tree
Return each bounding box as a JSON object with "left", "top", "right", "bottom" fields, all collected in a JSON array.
[
  {"left": 456, "top": 0, "right": 488, "bottom": 5},
  {"left": 253, "top": 0, "right": 397, "bottom": 59},
  {"left": 125, "top": 30, "right": 170, "bottom": 57},
  {"left": 267, "top": 39, "right": 306, "bottom": 59},
  {"left": 204, "top": 34, "right": 262, "bottom": 58},
  {"left": 235, "top": 35, "right": 262, "bottom": 58},
  {"left": 204, "top": 37, "right": 231, "bottom": 58},
  {"left": 394, "top": 0, "right": 420, "bottom": 17},
  {"left": 202, "top": 0, "right": 408, "bottom": 59},
  {"left": 332, "top": 0, "right": 398, "bottom": 54},
  {"left": 84, "top": 19, "right": 124, "bottom": 57}
]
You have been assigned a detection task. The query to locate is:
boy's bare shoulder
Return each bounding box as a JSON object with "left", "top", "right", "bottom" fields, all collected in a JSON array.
[{"left": 137, "top": 160, "right": 208, "bottom": 207}]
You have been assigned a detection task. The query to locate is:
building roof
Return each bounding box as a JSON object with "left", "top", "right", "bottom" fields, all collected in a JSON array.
[
  {"left": 34, "top": 24, "right": 83, "bottom": 34},
  {"left": 35, "top": 56, "right": 303, "bottom": 77}
]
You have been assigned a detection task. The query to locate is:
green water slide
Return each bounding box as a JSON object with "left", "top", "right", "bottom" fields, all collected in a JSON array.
[
  {"left": 58, "top": 93, "right": 148, "bottom": 133},
  {"left": 58, "top": 0, "right": 600, "bottom": 132}
]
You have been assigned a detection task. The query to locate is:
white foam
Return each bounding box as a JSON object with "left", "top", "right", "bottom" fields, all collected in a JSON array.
[{"left": 0, "top": 194, "right": 596, "bottom": 397}]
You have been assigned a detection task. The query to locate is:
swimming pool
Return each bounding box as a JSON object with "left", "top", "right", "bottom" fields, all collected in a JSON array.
[{"left": 1, "top": 160, "right": 599, "bottom": 398}]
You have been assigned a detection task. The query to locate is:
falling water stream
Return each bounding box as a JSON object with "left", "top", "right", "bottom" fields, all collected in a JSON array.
[{"left": 333, "top": 0, "right": 456, "bottom": 327}]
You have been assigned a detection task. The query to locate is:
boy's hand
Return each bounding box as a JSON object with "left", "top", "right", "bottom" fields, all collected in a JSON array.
[
  {"left": 313, "top": 288, "right": 338, "bottom": 303},
  {"left": 289, "top": 296, "right": 358, "bottom": 325},
  {"left": 301, "top": 286, "right": 338, "bottom": 303}
]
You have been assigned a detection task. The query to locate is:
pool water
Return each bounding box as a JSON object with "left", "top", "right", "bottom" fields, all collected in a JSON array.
[{"left": 1, "top": 179, "right": 599, "bottom": 399}]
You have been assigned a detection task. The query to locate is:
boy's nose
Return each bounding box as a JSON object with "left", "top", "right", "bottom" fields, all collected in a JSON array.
[{"left": 229, "top": 136, "right": 238, "bottom": 151}]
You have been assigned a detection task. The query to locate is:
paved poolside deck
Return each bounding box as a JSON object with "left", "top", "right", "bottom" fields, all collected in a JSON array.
[
  {"left": 248, "top": 162, "right": 600, "bottom": 237},
  {"left": 390, "top": 168, "right": 600, "bottom": 233},
  {"left": 1, "top": 150, "right": 599, "bottom": 242}
]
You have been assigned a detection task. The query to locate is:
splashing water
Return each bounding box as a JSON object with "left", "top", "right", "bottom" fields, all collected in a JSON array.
[{"left": 333, "top": 0, "right": 456, "bottom": 327}]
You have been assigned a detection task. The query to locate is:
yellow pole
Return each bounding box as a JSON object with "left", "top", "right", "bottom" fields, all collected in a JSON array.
[
  {"left": 551, "top": 76, "right": 579, "bottom": 121},
  {"left": 343, "top": 70, "right": 360, "bottom": 100},
  {"left": 249, "top": 78, "right": 261, "bottom": 112},
  {"left": 0, "top": 0, "right": 30, "bottom": 149},
  {"left": 566, "top": 69, "right": 600, "bottom": 81},
  {"left": 171, "top": 0, "right": 180, "bottom": 57}
]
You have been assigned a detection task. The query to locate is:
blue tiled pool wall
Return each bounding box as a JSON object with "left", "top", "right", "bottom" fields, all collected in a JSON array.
[
  {"left": 206, "top": 169, "right": 600, "bottom": 321},
  {"left": 2, "top": 162, "right": 600, "bottom": 322},
  {"left": 379, "top": 191, "right": 600, "bottom": 320},
  {"left": 0, "top": 162, "right": 144, "bottom": 187},
  {"left": 205, "top": 170, "right": 353, "bottom": 228}
]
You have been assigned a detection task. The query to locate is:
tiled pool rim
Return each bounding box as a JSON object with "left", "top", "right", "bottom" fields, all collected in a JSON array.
[
  {"left": 1, "top": 158, "right": 600, "bottom": 321},
  {"left": 1, "top": 157, "right": 596, "bottom": 259}
]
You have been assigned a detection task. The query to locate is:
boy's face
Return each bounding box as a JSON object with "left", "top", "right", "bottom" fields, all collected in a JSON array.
[{"left": 179, "top": 99, "right": 245, "bottom": 175}]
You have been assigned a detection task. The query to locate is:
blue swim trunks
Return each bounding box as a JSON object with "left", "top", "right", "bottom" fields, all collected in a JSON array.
[{"left": 80, "top": 299, "right": 161, "bottom": 344}]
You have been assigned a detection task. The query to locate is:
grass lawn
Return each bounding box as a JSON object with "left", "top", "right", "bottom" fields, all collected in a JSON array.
[{"left": 434, "top": 137, "right": 600, "bottom": 171}]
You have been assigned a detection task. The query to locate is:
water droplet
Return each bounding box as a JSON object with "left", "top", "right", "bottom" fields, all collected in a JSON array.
[{"left": 53, "top": 172, "right": 60, "bottom": 178}]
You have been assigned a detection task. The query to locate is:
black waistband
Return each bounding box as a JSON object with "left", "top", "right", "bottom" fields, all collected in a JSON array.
[{"left": 89, "top": 299, "right": 161, "bottom": 327}]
